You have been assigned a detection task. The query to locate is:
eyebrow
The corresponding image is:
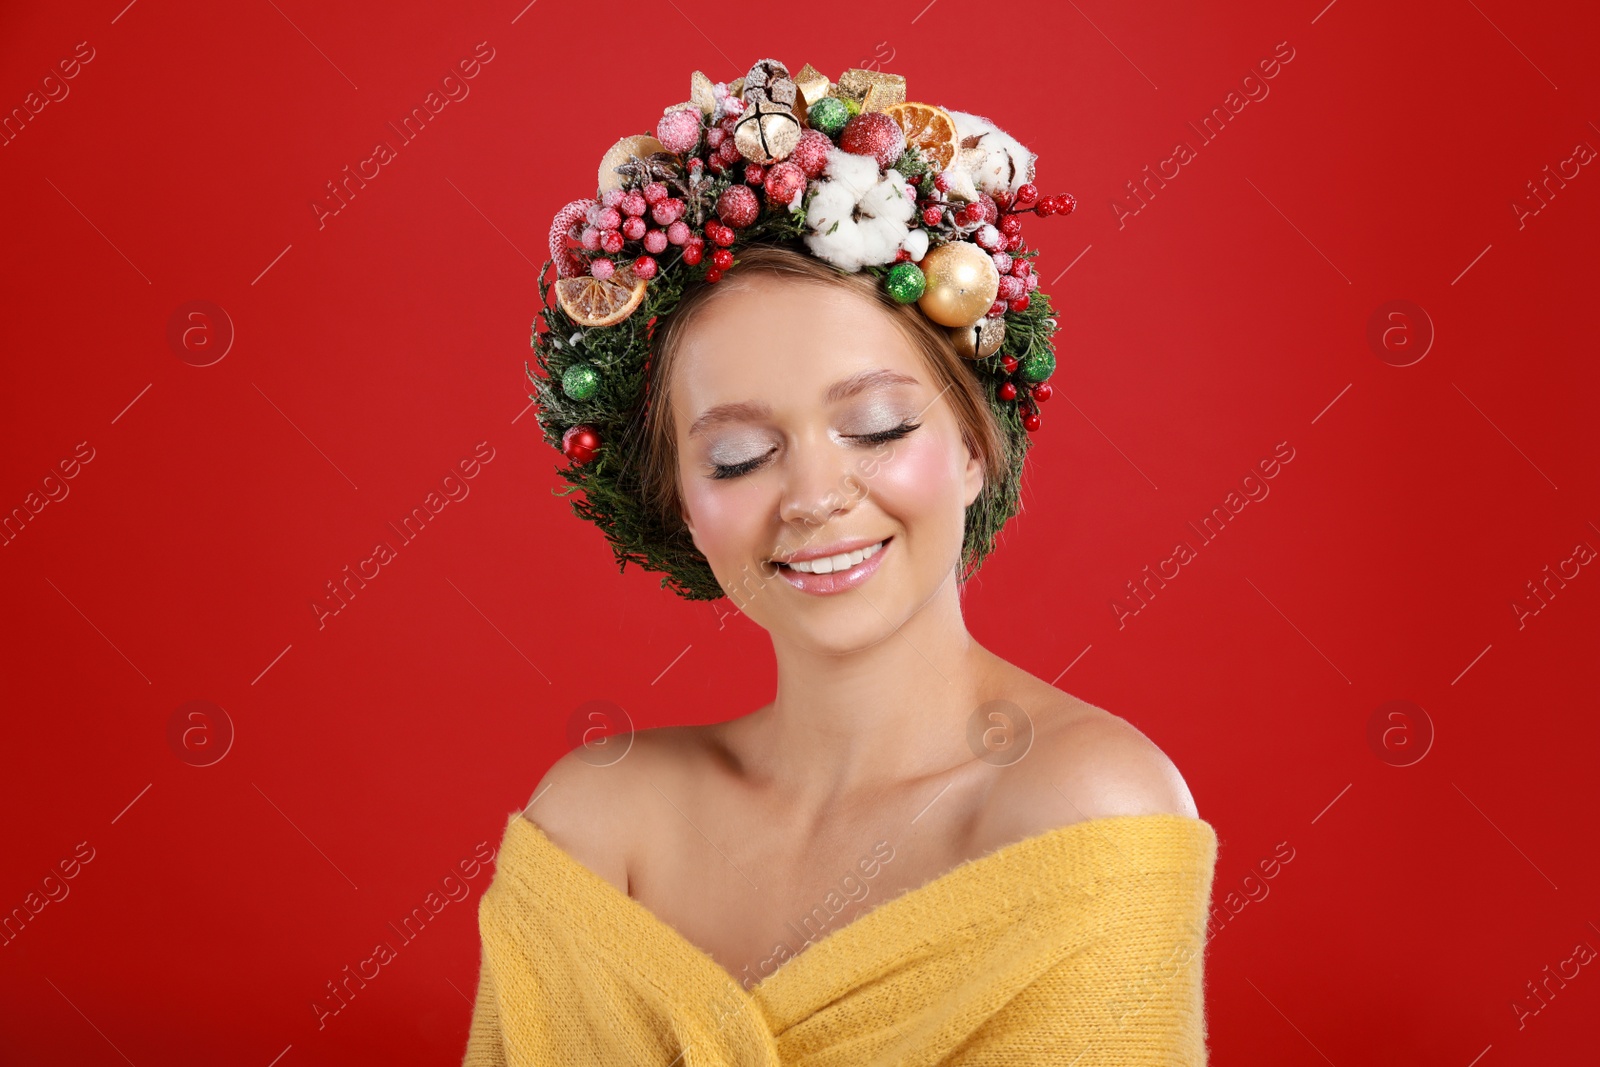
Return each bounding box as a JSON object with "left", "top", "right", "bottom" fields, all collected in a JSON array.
[{"left": 687, "top": 368, "right": 922, "bottom": 439}]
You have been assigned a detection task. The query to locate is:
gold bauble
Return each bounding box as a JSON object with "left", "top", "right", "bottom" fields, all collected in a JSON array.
[
  {"left": 917, "top": 242, "right": 1000, "bottom": 328},
  {"left": 950, "top": 315, "right": 1007, "bottom": 360}
]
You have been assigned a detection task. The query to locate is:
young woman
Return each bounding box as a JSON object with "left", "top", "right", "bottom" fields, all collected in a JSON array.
[{"left": 465, "top": 61, "right": 1218, "bottom": 1066}]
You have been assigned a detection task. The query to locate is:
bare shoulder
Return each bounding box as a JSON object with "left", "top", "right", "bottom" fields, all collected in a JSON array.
[
  {"left": 990, "top": 688, "right": 1201, "bottom": 834},
  {"left": 520, "top": 726, "right": 692, "bottom": 892}
]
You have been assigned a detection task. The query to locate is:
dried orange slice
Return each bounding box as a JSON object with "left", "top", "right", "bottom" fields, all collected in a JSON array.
[
  {"left": 556, "top": 270, "right": 648, "bottom": 327},
  {"left": 883, "top": 102, "right": 958, "bottom": 173},
  {"left": 597, "top": 134, "right": 666, "bottom": 193}
]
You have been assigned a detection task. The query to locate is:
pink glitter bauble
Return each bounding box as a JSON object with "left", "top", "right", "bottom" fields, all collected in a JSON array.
[
  {"left": 839, "top": 112, "right": 906, "bottom": 170},
  {"left": 656, "top": 108, "right": 702, "bottom": 155},
  {"left": 762, "top": 162, "right": 806, "bottom": 207},
  {"left": 716, "top": 184, "right": 760, "bottom": 229},
  {"left": 789, "top": 129, "right": 832, "bottom": 178}
]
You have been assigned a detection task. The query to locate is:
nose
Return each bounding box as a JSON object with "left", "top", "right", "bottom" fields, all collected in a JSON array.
[{"left": 777, "top": 430, "right": 867, "bottom": 530}]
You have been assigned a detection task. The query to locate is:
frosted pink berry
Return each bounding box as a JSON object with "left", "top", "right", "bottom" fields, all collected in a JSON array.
[
  {"left": 643, "top": 182, "right": 668, "bottom": 205},
  {"left": 600, "top": 230, "right": 624, "bottom": 254},
  {"left": 596, "top": 206, "right": 621, "bottom": 230},
  {"left": 745, "top": 163, "right": 766, "bottom": 185},
  {"left": 600, "top": 189, "right": 624, "bottom": 209},
  {"left": 621, "top": 215, "right": 646, "bottom": 241},
  {"left": 997, "top": 275, "right": 1025, "bottom": 301},
  {"left": 976, "top": 224, "right": 1003, "bottom": 251},
  {"left": 666, "top": 220, "right": 691, "bottom": 245},
  {"left": 590, "top": 258, "right": 615, "bottom": 280},
  {"left": 716, "top": 184, "right": 760, "bottom": 229},
  {"left": 706, "top": 127, "right": 726, "bottom": 150},
  {"left": 581, "top": 227, "right": 602, "bottom": 251},
  {"left": 620, "top": 192, "right": 647, "bottom": 217},
  {"left": 717, "top": 138, "right": 741, "bottom": 165},
  {"left": 790, "top": 130, "right": 831, "bottom": 178},
  {"left": 656, "top": 108, "right": 702, "bottom": 155},
  {"left": 990, "top": 251, "right": 1012, "bottom": 274},
  {"left": 643, "top": 228, "right": 668, "bottom": 254},
  {"left": 988, "top": 300, "right": 1007, "bottom": 318}
]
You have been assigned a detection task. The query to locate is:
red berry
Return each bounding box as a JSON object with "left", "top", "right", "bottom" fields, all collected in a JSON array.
[
  {"left": 706, "top": 127, "right": 726, "bottom": 149},
  {"left": 1054, "top": 193, "right": 1077, "bottom": 215},
  {"left": 620, "top": 192, "right": 647, "bottom": 217},
  {"left": 1014, "top": 183, "right": 1038, "bottom": 209},
  {"left": 1013, "top": 259, "right": 1032, "bottom": 278},
  {"left": 705, "top": 267, "right": 723, "bottom": 283},
  {"left": 682, "top": 243, "right": 703, "bottom": 266},
  {"left": 988, "top": 300, "right": 1007, "bottom": 318},
  {"left": 933, "top": 173, "right": 950, "bottom": 192},
  {"left": 643, "top": 182, "right": 668, "bottom": 205},
  {"left": 922, "top": 205, "right": 944, "bottom": 226},
  {"left": 993, "top": 191, "right": 1013, "bottom": 210},
  {"left": 1006, "top": 233, "right": 1023, "bottom": 251},
  {"left": 621, "top": 215, "right": 646, "bottom": 241},
  {"left": 712, "top": 248, "right": 734, "bottom": 270},
  {"left": 600, "top": 230, "right": 625, "bottom": 254},
  {"left": 1001, "top": 355, "right": 1019, "bottom": 373},
  {"left": 1033, "top": 383, "right": 1052, "bottom": 402},
  {"left": 745, "top": 163, "right": 766, "bottom": 185},
  {"left": 977, "top": 195, "right": 998, "bottom": 224},
  {"left": 991, "top": 252, "right": 1012, "bottom": 274},
  {"left": 997, "top": 276, "right": 1025, "bottom": 301},
  {"left": 1000, "top": 215, "right": 1023, "bottom": 237},
  {"left": 1025, "top": 272, "right": 1039, "bottom": 291},
  {"left": 717, "top": 138, "right": 741, "bottom": 164},
  {"left": 711, "top": 223, "right": 736, "bottom": 246},
  {"left": 998, "top": 382, "right": 1017, "bottom": 401},
  {"left": 1008, "top": 295, "right": 1030, "bottom": 312},
  {"left": 894, "top": 248, "right": 911, "bottom": 262},
  {"left": 1023, "top": 412, "right": 1041, "bottom": 432},
  {"left": 632, "top": 255, "right": 658, "bottom": 279}
]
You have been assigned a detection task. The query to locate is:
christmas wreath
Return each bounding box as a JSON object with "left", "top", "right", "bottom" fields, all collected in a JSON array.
[{"left": 528, "top": 59, "right": 1075, "bottom": 601}]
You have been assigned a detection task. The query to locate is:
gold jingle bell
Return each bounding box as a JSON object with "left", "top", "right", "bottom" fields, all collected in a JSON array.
[
  {"left": 950, "top": 315, "right": 1007, "bottom": 360},
  {"left": 916, "top": 242, "right": 1000, "bottom": 328}
]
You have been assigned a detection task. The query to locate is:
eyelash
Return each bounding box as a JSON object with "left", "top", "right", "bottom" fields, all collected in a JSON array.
[{"left": 709, "top": 421, "right": 923, "bottom": 480}]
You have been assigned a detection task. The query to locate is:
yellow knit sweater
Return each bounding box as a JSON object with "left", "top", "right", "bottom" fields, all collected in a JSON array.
[{"left": 463, "top": 810, "right": 1218, "bottom": 1066}]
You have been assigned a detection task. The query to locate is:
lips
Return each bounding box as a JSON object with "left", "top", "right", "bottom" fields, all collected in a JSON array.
[{"left": 772, "top": 536, "right": 893, "bottom": 596}]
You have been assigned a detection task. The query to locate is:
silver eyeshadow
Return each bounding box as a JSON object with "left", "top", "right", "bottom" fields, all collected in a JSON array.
[{"left": 703, "top": 402, "right": 921, "bottom": 467}]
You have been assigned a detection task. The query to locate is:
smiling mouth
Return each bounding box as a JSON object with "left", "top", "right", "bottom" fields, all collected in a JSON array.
[{"left": 773, "top": 538, "right": 890, "bottom": 575}]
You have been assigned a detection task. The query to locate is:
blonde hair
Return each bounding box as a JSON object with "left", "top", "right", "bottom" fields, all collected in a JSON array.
[{"left": 634, "top": 243, "right": 1029, "bottom": 593}]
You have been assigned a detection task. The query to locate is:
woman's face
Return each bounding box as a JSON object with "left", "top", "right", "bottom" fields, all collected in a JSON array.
[{"left": 671, "top": 271, "right": 984, "bottom": 652}]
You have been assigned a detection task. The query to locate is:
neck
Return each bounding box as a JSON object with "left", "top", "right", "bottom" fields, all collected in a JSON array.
[{"left": 749, "top": 572, "right": 1001, "bottom": 809}]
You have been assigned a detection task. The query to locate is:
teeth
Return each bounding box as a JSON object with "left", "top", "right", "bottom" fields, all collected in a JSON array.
[{"left": 786, "top": 539, "right": 885, "bottom": 574}]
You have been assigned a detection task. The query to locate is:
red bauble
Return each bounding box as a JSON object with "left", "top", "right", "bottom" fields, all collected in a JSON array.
[
  {"left": 717, "top": 184, "right": 760, "bottom": 228},
  {"left": 561, "top": 425, "right": 601, "bottom": 464},
  {"left": 763, "top": 161, "right": 806, "bottom": 207},
  {"left": 840, "top": 111, "right": 906, "bottom": 169}
]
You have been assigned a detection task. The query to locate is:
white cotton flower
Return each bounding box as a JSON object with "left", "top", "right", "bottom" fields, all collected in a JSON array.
[
  {"left": 946, "top": 110, "right": 1038, "bottom": 197},
  {"left": 901, "top": 227, "right": 929, "bottom": 261},
  {"left": 803, "top": 147, "right": 916, "bottom": 272}
]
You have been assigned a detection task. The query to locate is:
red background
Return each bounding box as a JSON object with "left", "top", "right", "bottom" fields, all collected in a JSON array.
[{"left": 3, "top": 0, "right": 1598, "bottom": 1063}]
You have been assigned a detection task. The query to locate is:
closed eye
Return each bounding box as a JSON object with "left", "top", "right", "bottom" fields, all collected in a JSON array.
[{"left": 708, "top": 421, "right": 923, "bottom": 480}]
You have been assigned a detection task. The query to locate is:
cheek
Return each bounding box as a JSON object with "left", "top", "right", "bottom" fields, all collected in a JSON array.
[
  {"left": 679, "top": 477, "right": 769, "bottom": 561},
  {"left": 864, "top": 429, "right": 966, "bottom": 519}
]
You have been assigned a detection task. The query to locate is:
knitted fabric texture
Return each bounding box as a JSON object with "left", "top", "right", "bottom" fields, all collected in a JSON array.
[{"left": 462, "top": 810, "right": 1220, "bottom": 1065}]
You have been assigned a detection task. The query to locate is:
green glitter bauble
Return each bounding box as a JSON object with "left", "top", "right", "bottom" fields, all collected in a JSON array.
[
  {"left": 884, "top": 262, "right": 926, "bottom": 303},
  {"left": 561, "top": 362, "right": 600, "bottom": 401},
  {"left": 808, "top": 97, "right": 850, "bottom": 137},
  {"left": 1019, "top": 349, "right": 1056, "bottom": 383}
]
